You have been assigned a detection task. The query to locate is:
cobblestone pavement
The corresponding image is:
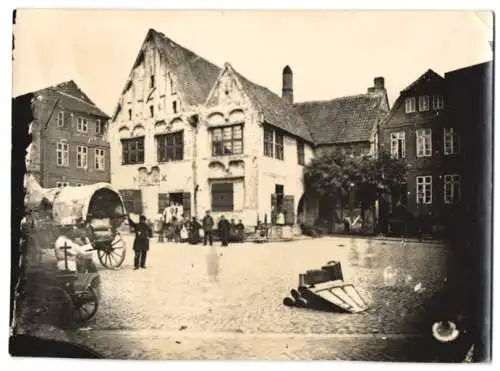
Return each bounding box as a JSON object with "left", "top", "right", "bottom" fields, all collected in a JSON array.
[{"left": 68, "top": 236, "right": 453, "bottom": 360}]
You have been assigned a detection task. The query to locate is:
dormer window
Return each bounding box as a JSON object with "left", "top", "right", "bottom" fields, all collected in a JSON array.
[{"left": 405, "top": 97, "right": 416, "bottom": 113}]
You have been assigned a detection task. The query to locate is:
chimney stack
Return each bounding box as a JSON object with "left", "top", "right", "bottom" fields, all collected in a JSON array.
[
  {"left": 282, "top": 65, "right": 294, "bottom": 105},
  {"left": 368, "top": 76, "right": 386, "bottom": 93}
]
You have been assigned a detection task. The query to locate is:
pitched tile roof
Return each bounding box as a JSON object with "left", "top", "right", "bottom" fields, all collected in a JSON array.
[
  {"left": 400, "top": 69, "right": 444, "bottom": 93},
  {"left": 121, "top": 29, "right": 314, "bottom": 142},
  {"left": 41, "top": 80, "right": 109, "bottom": 118},
  {"left": 233, "top": 69, "right": 314, "bottom": 143},
  {"left": 294, "top": 92, "right": 387, "bottom": 145},
  {"left": 149, "top": 29, "right": 221, "bottom": 108}
]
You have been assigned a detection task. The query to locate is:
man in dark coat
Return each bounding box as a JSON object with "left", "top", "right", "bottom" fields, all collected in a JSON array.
[
  {"left": 202, "top": 210, "right": 214, "bottom": 246},
  {"left": 218, "top": 215, "right": 230, "bottom": 247},
  {"left": 189, "top": 216, "right": 202, "bottom": 245},
  {"left": 128, "top": 214, "right": 153, "bottom": 270}
]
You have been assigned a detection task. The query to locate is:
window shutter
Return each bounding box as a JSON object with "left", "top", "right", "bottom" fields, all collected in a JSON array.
[
  {"left": 271, "top": 194, "right": 277, "bottom": 223},
  {"left": 119, "top": 189, "right": 143, "bottom": 214},
  {"left": 132, "top": 190, "right": 143, "bottom": 214},
  {"left": 182, "top": 192, "right": 191, "bottom": 218},
  {"left": 283, "top": 195, "right": 295, "bottom": 225},
  {"left": 158, "top": 193, "right": 169, "bottom": 214}
]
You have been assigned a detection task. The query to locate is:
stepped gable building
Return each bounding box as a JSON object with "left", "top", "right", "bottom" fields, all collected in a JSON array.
[
  {"left": 15, "top": 80, "right": 111, "bottom": 188},
  {"left": 109, "top": 29, "right": 315, "bottom": 226}
]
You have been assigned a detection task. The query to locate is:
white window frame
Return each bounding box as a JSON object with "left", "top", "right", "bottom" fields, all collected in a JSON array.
[
  {"left": 77, "top": 117, "right": 88, "bottom": 133},
  {"left": 56, "top": 181, "right": 70, "bottom": 188},
  {"left": 416, "top": 175, "right": 432, "bottom": 205},
  {"left": 444, "top": 174, "right": 461, "bottom": 204},
  {"left": 432, "top": 95, "right": 444, "bottom": 110},
  {"left": 419, "top": 95, "right": 430, "bottom": 112},
  {"left": 390, "top": 132, "right": 406, "bottom": 159},
  {"left": 95, "top": 148, "right": 106, "bottom": 170},
  {"left": 96, "top": 119, "right": 105, "bottom": 135},
  {"left": 443, "top": 128, "right": 460, "bottom": 155},
  {"left": 416, "top": 128, "right": 432, "bottom": 157},
  {"left": 56, "top": 140, "right": 69, "bottom": 167},
  {"left": 76, "top": 145, "right": 88, "bottom": 169},
  {"left": 405, "top": 97, "right": 416, "bottom": 113},
  {"left": 57, "top": 111, "right": 64, "bottom": 127}
]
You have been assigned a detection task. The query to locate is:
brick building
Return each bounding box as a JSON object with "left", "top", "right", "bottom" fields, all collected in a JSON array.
[
  {"left": 15, "top": 80, "right": 111, "bottom": 188},
  {"left": 109, "top": 29, "right": 315, "bottom": 227},
  {"left": 378, "top": 69, "right": 448, "bottom": 233},
  {"left": 378, "top": 63, "right": 492, "bottom": 236}
]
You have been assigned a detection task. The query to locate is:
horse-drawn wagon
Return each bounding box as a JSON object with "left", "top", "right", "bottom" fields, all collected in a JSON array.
[{"left": 18, "top": 178, "right": 128, "bottom": 328}]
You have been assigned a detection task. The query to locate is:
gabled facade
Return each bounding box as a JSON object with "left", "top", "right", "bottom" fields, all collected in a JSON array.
[
  {"left": 378, "top": 69, "right": 451, "bottom": 234},
  {"left": 109, "top": 29, "right": 314, "bottom": 225},
  {"left": 16, "top": 80, "right": 110, "bottom": 188}
]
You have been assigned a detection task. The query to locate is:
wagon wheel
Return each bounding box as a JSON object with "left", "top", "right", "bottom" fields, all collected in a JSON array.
[
  {"left": 97, "top": 233, "right": 127, "bottom": 269},
  {"left": 73, "top": 286, "right": 99, "bottom": 324},
  {"left": 23, "top": 285, "right": 75, "bottom": 328}
]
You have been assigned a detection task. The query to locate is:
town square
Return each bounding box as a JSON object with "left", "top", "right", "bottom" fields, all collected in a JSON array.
[{"left": 10, "top": 10, "right": 493, "bottom": 362}]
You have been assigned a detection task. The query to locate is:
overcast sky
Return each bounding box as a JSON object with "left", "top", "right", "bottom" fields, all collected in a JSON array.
[{"left": 12, "top": 10, "right": 493, "bottom": 115}]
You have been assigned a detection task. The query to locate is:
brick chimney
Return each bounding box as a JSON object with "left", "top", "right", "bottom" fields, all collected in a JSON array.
[
  {"left": 282, "top": 65, "right": 293, "bottom": 105},
  {"left": 367, "top": 77, "right": 386, "bottom": 93}
]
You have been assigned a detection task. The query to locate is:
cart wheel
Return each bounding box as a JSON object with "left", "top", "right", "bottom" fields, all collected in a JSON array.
[
  {"left": 97, "top": 233, "right": 127, "bottom": 269},
  {"left": 74, "top": 287, "right": 99, "bottom": 324},
  {"left": 23, "top": 285, "right": 75, "bottom": 328}
]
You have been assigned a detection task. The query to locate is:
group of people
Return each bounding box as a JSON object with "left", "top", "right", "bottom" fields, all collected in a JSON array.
[
  {"left": 126, "top": 209, "right": 246, "bottom": 270},
  {"left": 155, "top": 205, "right": 246, "bottom": 247},
  {"left": 199, "top": 211, "right": 245, "bottom": 247}
]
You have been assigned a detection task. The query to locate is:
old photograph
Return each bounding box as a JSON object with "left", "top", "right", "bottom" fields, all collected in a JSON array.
[{"left": 10, "top": 9, "right": 494, "bottom": 362}]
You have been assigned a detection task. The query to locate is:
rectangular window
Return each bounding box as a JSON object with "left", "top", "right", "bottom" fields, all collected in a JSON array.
[
  {"left": 95, "top": 148, "right": 105, "bottom": 170},
  {"left": 172, "top": 101, "right": 178, "bottom": 114},
  {"left": 149, "top": 105, "right": 154, "bottom": 118},
  {"left": 96, "top": 120, "right": 106, "bottom": 135},
  {"left": 157, "top": 131, "right": 184, "bottom": 162},
  {"left": 416, "top": 175, "right": 432, "bottom": 204},
  {"left": 264, "top": 126, "right": 274, "bottom": 157},
  {"left": 76, "top": 117, "right": 88, "bottom": 133},
  {"left": 419, "top": 95, "right": 430, "bottom": 112},
  {"left": 390, "top": 132, "right": 406, "bottom": 159},
  {"left": 121, "top": 137, "right": 145, "bottom": 165},
  {"left": 297, "top": 140, "right": 305, "bottom": 165},
  {"left": 56, "top": 182, "right": 70, "bottom": 188},
  {"left": 76, "top": 145, "right": 88, "bottom": 169},
  {"left": 405, "top": 97, "right": 416, "bottom": 113},
  {"left": 416, "top": 128, "right": 432, "bottom": 157},
  {"left": 128, "top": 109, "right": 132, "bottom": 121},
  {"left": 57, "top": 111, "right": 64, "bottom": 127},
  {"left": 150, "top": 75, "right": 155, "bottom": 89},
  {"left": 56, "top": 141, "right": 69, "bottom": 167},
  {"left": 443, "top": 128, "right": 460, "bottom": 155},
  {"left": 211, "top": 182, "right": 234, "bottom": 212},
  {"left": 444, "top": 174, "right": 461, "bottom": 204},
  {"left": 211, "top": 125, "right": 243, "bottom": 156},
  {"left": 432, "top": 95, "right": 444, "bottom": 110},
  {"left": 275, "top": 130, "right": 284, "bottom": 160}
]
